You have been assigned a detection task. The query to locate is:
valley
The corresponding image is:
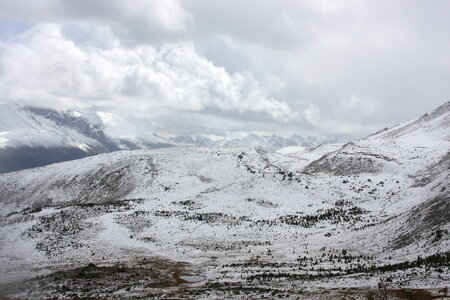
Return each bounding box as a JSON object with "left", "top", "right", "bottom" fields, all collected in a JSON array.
[{"left": 0, "top": 102, "right": 449, "bottom": 299}]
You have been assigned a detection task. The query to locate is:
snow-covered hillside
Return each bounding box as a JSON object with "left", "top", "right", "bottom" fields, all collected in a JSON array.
[
  {"left": 0, "top": 102, "right": 172, "bottom": 173},
  {"left": 0, "top": 102, "right": 448, "bottom": 299}
]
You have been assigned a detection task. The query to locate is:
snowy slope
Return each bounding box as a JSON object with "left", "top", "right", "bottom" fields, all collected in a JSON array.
[
  {"left": 0, "top": 102, "right": 449, "bottom": 299},
  {"left": 0, "top": 102, "right": 172, "bottom": 173},
  {"left": 305, "top": 102, "right": 450, "bottom": 176},
  {"left": 0, "top": 102, "right": 107, "bottom": 152}
]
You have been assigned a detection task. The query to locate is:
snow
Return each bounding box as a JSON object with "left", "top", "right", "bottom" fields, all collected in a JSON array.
[
  {"left": 96, "top": 111, "right": 169, "bottom": 145},
  {"left": 0, "top": 102, "right": 175, "bottom": 173},
  {"left": 277, "top": 146, "right": 306, "bottom": 154},
  {"left": 171, "top": 133, "right": 330, "bottom": 149},
  {"left": 70, "top": 110, "right": 83, "bottom": 118},
  {"left": 0, "top": 101, "right": 448, "bottom": 298},
  {"left": 0, "top": 102, "right": 104, "bottom": 151}
]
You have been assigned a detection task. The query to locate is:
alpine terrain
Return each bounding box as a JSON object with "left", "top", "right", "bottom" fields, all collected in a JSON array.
[
  {"left": 0, "top": 102, "right": 448, "bottom": 299},
  {"left": 0, "top": 102, "right": 172, "bottom": 174}
]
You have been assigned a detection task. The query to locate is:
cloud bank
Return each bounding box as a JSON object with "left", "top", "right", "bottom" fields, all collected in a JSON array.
[
  {"left": 0, "top": 24, "right": 294, "bottom": 134},
  {"left": 0, "top": 0, "right": 448, "bottom": 138}
]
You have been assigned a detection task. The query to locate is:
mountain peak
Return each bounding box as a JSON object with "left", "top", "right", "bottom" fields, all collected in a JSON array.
[{"left": 0, "top": 102, "right": 172, "bottom": 173}]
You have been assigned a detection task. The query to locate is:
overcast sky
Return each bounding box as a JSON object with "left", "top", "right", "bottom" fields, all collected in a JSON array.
[{"left": 0, "top": 0, "right": 449, "bottom": 139}]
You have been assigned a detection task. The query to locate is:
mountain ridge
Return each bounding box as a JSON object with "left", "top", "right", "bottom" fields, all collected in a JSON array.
[
  {"left": 169, "top": 133, "right": 338, "bottom": 149},
  {"left": 0, "top": 101, "right": 448, "bottom": 299},
  {"left": 0, "top": 102, "right": 173, "bottom": 173}
]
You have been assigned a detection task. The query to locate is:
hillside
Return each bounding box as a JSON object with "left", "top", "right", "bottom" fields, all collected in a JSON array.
[{"left": 0, "top": 102, "right": 448, "bottom": 299}]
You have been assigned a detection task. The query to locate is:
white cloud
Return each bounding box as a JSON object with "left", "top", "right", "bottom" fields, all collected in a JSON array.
[
  {"left": 0, "top": 0, "right": 191, "bottom": 38},
  {"left": 303, "top": 97, "right": 380, "bottom": 135},
  {"left": 0, "top": 24, "right": 295, "bottom": 132},
  {"left": 0, "top": 0, "right": 449, "bottom": 138}
]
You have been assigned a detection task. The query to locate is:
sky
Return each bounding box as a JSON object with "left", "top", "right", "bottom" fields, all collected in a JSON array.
[{"left": 0, "top": 0, "right": 449, "bottom": 140}]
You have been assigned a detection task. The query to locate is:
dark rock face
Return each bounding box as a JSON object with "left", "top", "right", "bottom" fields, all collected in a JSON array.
[{"left": 26, "top": 106, "right": 116, "bottom": 150}]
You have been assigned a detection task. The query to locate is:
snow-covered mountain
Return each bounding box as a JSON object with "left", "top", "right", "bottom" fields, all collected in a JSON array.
[
  {"left": 0, "top": 102, "right": 172, "bottom": 173},
  {"left": 0, "top": 102, "right": 448, "bottom": 299},
  {"left": 170, "top": 133, "right": 331, "bottom": 149}
]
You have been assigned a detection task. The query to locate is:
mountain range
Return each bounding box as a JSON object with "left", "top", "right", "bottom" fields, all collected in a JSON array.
[
  {"left": 0, "top": 102, "right": 172, "bottom": 173},
  {"left": 169, "top": 133, "right": 333, "bottom": 149},
  {"left": 0, "top": 102, "right": 342, "bottom": 173},
  {"left": 0, "top": 101, "right": 448, "bottom": 299}
]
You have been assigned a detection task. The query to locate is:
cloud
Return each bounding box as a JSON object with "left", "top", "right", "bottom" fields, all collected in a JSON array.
[
  {"left": 303, "top": 96, "right": 381, "bottom": 135},
  {"left": 0, "top": 0, "right": 449, "bottom": 138},
  {"left": 0, "top": 24, "right": 295, "bottom": 133},
  {"left": 0, "top": 0, "right": 191, "bottom": 40}
]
